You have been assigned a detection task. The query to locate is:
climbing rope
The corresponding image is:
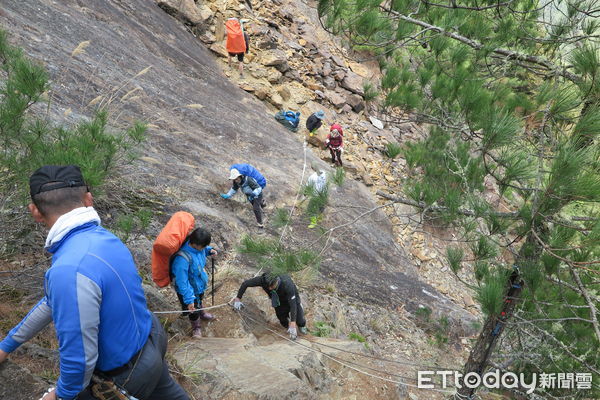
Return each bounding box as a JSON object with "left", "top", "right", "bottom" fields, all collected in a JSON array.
[
  {"left": 302, "top": 335, "right": 454, "bottom": 371},
  {"left": 254, "top": 139, "right": 309, "bottom": 277},
  {"left": 236, "top": 309, "right": 457, "bottom": 395},
  {"left": 152, "top": 302, "right": 230, "bottom": 315}
]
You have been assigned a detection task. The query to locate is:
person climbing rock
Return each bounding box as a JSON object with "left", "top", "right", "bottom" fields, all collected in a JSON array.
[
  {"left": 220, "top": 164, "right": 267, "bottom": 228},
  {"left": 0, "top": 165, "right": 189, "bottom": 400},
  {"left": 171, "top": 227, "right": 218, "bottom": 338},
  {"left": 307, "top": 163, "right": 328, "bottom": 194},
  {"left": 325, "top": 123, "right": 344, "bottom": 167},
  {"left": 233, "top": 273, "right": 307, "bottom": 340},
  {"left": 226, "top": 17, "right": 249, "bottom": 78},
  {"left": 306, "top": 110, "right": 326, "bottom": 136}
]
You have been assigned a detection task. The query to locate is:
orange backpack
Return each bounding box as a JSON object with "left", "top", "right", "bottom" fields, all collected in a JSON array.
[
  {"left": 151, "top": 212, "right": 195, "bottom": 287},
  {"left": 226, "top": 18, "right": 247, "bottom": 54}
]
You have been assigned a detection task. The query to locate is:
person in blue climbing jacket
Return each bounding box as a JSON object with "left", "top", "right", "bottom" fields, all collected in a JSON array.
[
  {"left": 0, "top": 165, "right": 189, "bottom": 400},
  {"left": 233, "top": 273, "right": 307, "bottom": 340},
  {"left": 171, "top": 227, "right": 217, "bottom": 338},
  {"left": 220, "top": 163, "right": 267, "bottom": 228}
]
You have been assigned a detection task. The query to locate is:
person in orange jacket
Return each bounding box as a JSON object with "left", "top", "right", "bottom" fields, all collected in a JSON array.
[{"left": 325, "top": 124, "right": 344, "bottom": 167}]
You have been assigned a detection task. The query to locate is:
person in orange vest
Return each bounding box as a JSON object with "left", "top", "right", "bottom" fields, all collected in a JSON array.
[{"left": 226, "top": 18, "right": 249, "bottom": 78}]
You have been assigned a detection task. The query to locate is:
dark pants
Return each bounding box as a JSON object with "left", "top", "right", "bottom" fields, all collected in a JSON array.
[
  {"left": 78, "top": 314, "right": 189, "bottom": 400},
  {"left": 250, "top": 192, "right": 265, "bottom": 224},
  {"left": 275, "top": 301, "right": 306, "bottom": 329},
  {"left": 329, "top": 148, "right": 342, "bottom": 166},
  {"left": 176, "top": 292, "right": 205, "bottom": 321}
]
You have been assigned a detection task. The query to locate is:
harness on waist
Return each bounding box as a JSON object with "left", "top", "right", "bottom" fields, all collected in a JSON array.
[{"left": 90, "top": 375, "right": 139, "bottom": 400}]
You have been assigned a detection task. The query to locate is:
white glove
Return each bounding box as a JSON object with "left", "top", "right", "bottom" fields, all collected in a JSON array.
[
  {"left": 39, "top": 387, "right": 55, "bottom": 400},
  {"left": 339, "top": 147, "right": 344, "bottom": 153},
  {"left": 233, "top": 300, "right": 243, "bottom": 311},
  {"left": 288, "top": 326, "right": 298, "bottom": 340}
]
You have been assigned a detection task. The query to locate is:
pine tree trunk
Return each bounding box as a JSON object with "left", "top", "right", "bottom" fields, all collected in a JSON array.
[
  {"left": 456, "top": 270, "right": 523, "bottom": 398},
  {"left": 455, "top": 230, "right": 546, "bottom": 398}
]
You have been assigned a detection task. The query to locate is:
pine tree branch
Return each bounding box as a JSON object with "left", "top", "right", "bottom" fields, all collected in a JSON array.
[
  {"left": 568, "top": 265, "right": 600, "bottom": 343},
  {"left": 376, "top": 190, "right": 520, "bottom": 218},
  {"left": 383, "top": 9, "right": 582, "bottom": 84},
  {"left": 420, "top": 0, "right": 514, "bottom": 10},
  {"left": 547, "top": 276, "right": 600, "bottom": 304},
  {"left": 513, "top": 315, "right": 600, "bottom": 375}
]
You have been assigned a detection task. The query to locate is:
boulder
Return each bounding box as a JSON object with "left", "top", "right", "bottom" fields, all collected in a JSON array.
[
  {"left": 307, "top": 134, "right": 325, "bottom": 148},
  {"left": 346, "top": 93, "right": 365, "bottom": 113},
  {"left": 262, "top": 50, "right": 288, "bottom": 67},
  {"left": 325, "top": 90, "right": 346, "bottom": 108},
  {"left": 198, "top": 31, "right": 216, "bottom": 44},
  {"left": 333, "top": 69, "right": 346, "bottom": 81},
  {"left": 267, "top": 68, "right": 283, "bottom": 84},
  {"left": 369, "top": 116, "right": 384, "bottom": 130},
  {"left": 341, "top": 104, "right": 353, "bottom": 114},
  {"left": 277, "top": 85, "right": 291, "bottom": 101},
  {"left": 322, "top": 61, "right": 332, "bottom": 77},
  {"left": 323, "top": 76, "right": 336, "bottom": 90},
  {"left": 341, "top": 70, "right": 364, "bottom": 95},
  {"left": 331, "top": 54, "right": 345, "bottom": 67},
  {"left": 255, "top": 87, "right": 269, "bottom": 100},
  {"left": 208, "top": 43, "right": 228, "bottom": 58},
  {"left": 157, "top": 0, "right": 206, "bottom": 25},
  {"left": 268, "top": 92, "right": 284, "bottom": 108}
]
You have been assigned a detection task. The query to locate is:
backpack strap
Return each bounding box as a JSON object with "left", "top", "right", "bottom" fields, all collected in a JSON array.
[{"left": 169, "top": 250, "right": 192, "bottom": 278}]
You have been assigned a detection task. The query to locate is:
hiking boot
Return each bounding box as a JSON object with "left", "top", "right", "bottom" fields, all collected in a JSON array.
[
  {"left": 199, "top": 310, "right": 215, "bottom": 321},
  {"left": 191, "top": 320, "right": 202, "bottom": 338},
  {"left": 299, "top": 326, "right": 308, "bottom": 335}
]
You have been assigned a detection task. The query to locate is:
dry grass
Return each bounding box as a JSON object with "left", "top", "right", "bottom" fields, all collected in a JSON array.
[{"left": 70, "top": 40, "right": 90, "bottom": 57}]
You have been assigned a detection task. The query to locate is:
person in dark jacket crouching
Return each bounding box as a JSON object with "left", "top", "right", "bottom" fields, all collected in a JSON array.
[
  {"left": 0, "top": 165, "right": 188, "bottom": 400},
  {"left": 233, "top": 273, "right": 307, "bottom": 340}
]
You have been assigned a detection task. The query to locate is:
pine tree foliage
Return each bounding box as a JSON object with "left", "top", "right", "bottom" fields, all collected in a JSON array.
[
  {"left": 320, "top": 0, "right": 600, "bottom": 397},
  {"left": 0, "top": 30, "right": 146, "bottom": 201}
]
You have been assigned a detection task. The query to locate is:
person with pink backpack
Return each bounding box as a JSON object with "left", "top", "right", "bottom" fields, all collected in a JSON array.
[{"left": 325, "top": 124, "right": 344, "bottom": 166}]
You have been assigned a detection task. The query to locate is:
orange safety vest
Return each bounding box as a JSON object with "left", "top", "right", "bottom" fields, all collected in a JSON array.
[{"left": 226, "top": 18, "right": 247, "bottom": 54}]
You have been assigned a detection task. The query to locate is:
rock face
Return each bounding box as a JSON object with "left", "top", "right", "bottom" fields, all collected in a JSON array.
[{"left": 0, "top": 362, "right": 46, "bottom": 400}]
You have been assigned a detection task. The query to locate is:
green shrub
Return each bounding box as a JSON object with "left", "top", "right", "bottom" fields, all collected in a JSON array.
[
  {"left": 349, "top": 332, "right": 369, "bottom": 348},
  {"left": 312, "top": 321, "right": 333, "bottom": 337},
  {"left": 0, "top": 29, "right": 146, "bottom": 202},
  {"left": 272, "top": 208, "right": 291, "bottom": 228},
  {"left": 237, "top": 235, "right": 320, "bottom": 277},
  {"left": 329, "top": 167, "right": 345, "bottom": 187},
  {"left": 363, "top": 82, "right": 379, "bottom": 102},
  {"left": 385, "top": 142, "right": 402, "bottom": 159}
]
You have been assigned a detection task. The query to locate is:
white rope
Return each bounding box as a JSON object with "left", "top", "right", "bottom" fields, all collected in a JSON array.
[
  {"left": 237, "top": 310, "right": 456, "bottom": 395},
  {"left": 254, "top": 140, "right": 309, "bottom": 277},
  {"left": 152, "top": 302, "right": 230, "bottom": 314}
]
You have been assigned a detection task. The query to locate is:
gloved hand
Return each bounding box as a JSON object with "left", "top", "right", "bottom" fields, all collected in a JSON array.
[
  {"left": 288, "top": 326, "right": 298, "bottom": 340},
  {"left": 232, "top": 298, "right": 243, "bottom": 311},
  {"left": 339, "top": 147, "right": 344, "bottom": 153},
  {"left": 220, "top": 193, "right": 231, "bottom": 199}
]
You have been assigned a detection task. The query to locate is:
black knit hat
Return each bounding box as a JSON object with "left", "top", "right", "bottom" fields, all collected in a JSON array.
[{"left": 29, "top": 165, "right": 87, "bottom": 198}]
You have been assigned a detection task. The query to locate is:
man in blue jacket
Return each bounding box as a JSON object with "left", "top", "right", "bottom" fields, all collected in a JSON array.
[
  {"left": 0, "top": 165, "right": 189, "bottom": 400},
  {"left": 221, "top": 164, "right": 267, "bottom": 228}
]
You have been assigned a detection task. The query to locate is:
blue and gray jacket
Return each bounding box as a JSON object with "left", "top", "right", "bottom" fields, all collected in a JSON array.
[
  {"left": 171, "top": 241, "right": 212, "bottom": 305},
  {"left": 226, "top": 175, "right": 262, "bottom": 202},
  {"left": 230, "top": 163, "right": 267, "bottom": 188},
  {"left": 0, "top": 222, "right": 152, "bottom": 399}
]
